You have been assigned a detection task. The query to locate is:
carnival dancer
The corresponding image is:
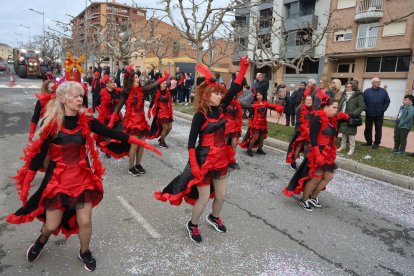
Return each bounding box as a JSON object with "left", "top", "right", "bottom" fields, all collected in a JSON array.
[
  {"left": 282, "top": 97, "right": 349, "bottom": 211},
  {"left": 105, "top": 65, "right": 169, "bottom": 176},
  {"left": 95, "top": 76, "right": 123, "bottom": 148},
  {"left": 91, "top": 71, "right": 103, "bottom": 112},
  {"left": 7, "top": 81, "right": 161, "bottom": 271},
  {"left": 147, "top": 80, "right": 173, "bottom": 147},
  {"left": 285, "top": 95, "right": 314, "bottom": 170},
  {"left": 304, "top": 79, "right": 325, "bottom": 110},
  {"left": 154, "top": 56, "right": 249, "bottom": 243},
  {"left": 29, "top": 80, "right": 56, "bottom": 141},
  {"left": 239, "top": 89, "right": 284, "bottom": 157},
  {"left": 224, "top": 89, "right": 243, "bottom": 170}
]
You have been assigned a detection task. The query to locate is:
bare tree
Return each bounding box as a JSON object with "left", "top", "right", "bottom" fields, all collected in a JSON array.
[
  {"left": 234, "top": 7, "right": 334, "bottom": 73},
  {"left": 155, "top": 0, "right": 247, "bottom": 64}
]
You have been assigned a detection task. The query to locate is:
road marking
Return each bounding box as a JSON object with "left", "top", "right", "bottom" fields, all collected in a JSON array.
[
  {"left": 116, "top": 195, "right": 161, "bottom": 239},
  {"left": 0, "top": 84, "right": 8, "bottom": 88},
  {"left": 27, "top": 85, "right": 40, "bottom": 88},
  {"left": 11, "top": 85, "right": 25, "bottom": 88}
]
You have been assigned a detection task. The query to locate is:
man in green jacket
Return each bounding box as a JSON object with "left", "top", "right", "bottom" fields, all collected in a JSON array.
[{"left": 393, "top": 95, "right": 414, "bottom": 155}]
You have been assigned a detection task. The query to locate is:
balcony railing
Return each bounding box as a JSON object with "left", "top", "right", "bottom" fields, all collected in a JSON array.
[
  {"left": 356, "top": 36, "right": 376, "bottom": 49},
  {"left": 355, "top": 0, "right": 383, "bottom": 22}
]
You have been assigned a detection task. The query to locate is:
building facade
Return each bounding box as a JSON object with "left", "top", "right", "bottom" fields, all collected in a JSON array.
[
  {"left": 324, "top": 0, "right": 414, "bottom": 117},
  {"left": 233, "top": 0, "right": 331, "bottom": 88},
  {"left": 0, "top": 43, "right": 13, "bottom": 61}
]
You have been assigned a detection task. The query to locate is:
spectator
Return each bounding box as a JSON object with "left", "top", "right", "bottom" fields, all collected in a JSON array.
[
  {"left": 184, "top": 72, "right": 194, "bottom": 104},
  {"left": 337, "top": 81, "right": 365, "bottom": 156},
  {"left": 326, "top": 79, "right": 343, "bottom": 101},
  {"left": 271, "top": 82, "right": 279, "bottom": 104},
  {"left": 275, "top": 81, "right": 287, "bottom": 105},
  {"left": 252, "top": 73, "right": 270, "bottom": 101},
  {"left": 284, "top": 84, "right": 297, "bottom": 126},
  {"left": 318, "top": 80, "right": 326, "bottom": 94},
  {"left": 119, "top": 68, "right": 125, "bottom": 88},
  {"left": 294, "top": 82, "right": 307, "bottom": 108},
  {"left": 393, "top": 95, "right": 414, "bottom": 155},
  {"left": 214, "top": 72, "right": 224, "bottom": 84},
  {"left": 363, "top": 77, "right": 391, "bottom": 149},
  {"left": 135, "top": 66, "right": 141, "bottom": 77},
  {"left": 170, "top": 76, "right": 178, "bottom": 103},
  {"left": 86, "top": 66, "right": 93, "bottom": 85},
  {"left": 115, "top": 65, "right": 121, "bottom": 88}
]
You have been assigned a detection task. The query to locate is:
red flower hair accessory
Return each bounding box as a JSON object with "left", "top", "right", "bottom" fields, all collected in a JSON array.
[
  {"left": 195, "top": 63, "right": 218, "bottom": 86},
  {"left": 124, "top": 64, "right": 134, "bottom": 80}
]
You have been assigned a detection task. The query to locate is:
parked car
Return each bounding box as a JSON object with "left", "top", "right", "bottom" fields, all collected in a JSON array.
[{"left": 0, "top": 61, "right": 7, "bottom": 71}]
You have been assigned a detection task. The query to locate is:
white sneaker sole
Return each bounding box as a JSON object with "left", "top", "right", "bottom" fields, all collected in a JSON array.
[
  {"left": 78, "top": 254, "right": 95, "bottom": 272},
  {"left": 26, "top": 243, "right": 42, "bottom": 262},
  {"left": 300, "top": 203, "right": 313, "bottom": 212},
  {"left": 128, "top": 171, "right": 140, "bottom": 177},
  {"left": 308, "top": 199, "right": 322, "bottom": 208},
  {"left": 206, "top": 215, "right": 226, "bottom": 233}
]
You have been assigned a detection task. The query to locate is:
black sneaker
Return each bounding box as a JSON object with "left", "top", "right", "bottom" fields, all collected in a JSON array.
[
  {"left": 256, "top": 148, "right": 266, "bottom": 155},
  {"left": 135, "top": 164, "right": 146, "bottom": 174},
  {"left": 159, "top": 141, "right": 168, "bottom": 148},
  {"left": 288, "top": 162, "right": 298, "bottom": 171},
  {"left": 78, "top": 250, "right": 96, "bottom": 272},
  {"left": 206, "top": 214, "right": 227, "bottom": 233},
  {"left": 128, "top": 167, "right": 140, "bottom": 177},
  {"left": 246, "top": 149, "right": 253, "bottom": 157},
  {"left": 26, "top": 235, "right": 47, "bottom": 262},
  {"left": 308, "top": 196, "right": 322, "bottom": 208},
  {"left": 372, "top": 144, "right": 379, "bottom": 149},
  {"left": 300, "top": 200, "right": 313, "bottom": 211},
  {"left": 228, "top": 162, "right": 241, "bottom": 170},
  {"left": 186, "top": 221, "right": 202, "bottom": 243}
]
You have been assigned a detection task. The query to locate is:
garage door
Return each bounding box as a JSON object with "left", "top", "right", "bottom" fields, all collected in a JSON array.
[{"left": 362, "top": 78, "right": 406, "bottom": 119}]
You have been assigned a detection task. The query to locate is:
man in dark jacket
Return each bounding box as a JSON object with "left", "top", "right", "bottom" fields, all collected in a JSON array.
[
  {"left": 363, "top": 77, "right": 391, "bottom": 149},
  {"left": 294, "top": 82, "right": 306, "bottom": 108},
  {"left": 115, "top": 65, "right": 121, "bottom": 88},
  {"left": 284, "top": 84, "right": 297, "bottom": 126}
]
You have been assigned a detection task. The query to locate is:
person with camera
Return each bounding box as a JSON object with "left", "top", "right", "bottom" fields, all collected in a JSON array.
[{"left": 337, "top": 81, "right": 365, "bottom": 156}]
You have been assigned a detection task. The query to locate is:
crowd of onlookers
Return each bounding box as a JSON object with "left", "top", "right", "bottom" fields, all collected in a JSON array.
[{"left": 268, "top": 76, "right": 414, "bottom": 157}]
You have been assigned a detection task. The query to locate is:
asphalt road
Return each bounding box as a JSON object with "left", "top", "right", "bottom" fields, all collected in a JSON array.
[{"left": 0, "top": 72, "right": 413, "bottom": 275}]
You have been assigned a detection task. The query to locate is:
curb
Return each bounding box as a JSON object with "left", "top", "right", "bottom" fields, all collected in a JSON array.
[{"left": 172, "top": 109, "right": 413, "bottom": 190}]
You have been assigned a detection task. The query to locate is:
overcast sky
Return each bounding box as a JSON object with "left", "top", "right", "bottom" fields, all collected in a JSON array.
[{"left": 0, "top": 0, "right": 146, "bottom": 48}]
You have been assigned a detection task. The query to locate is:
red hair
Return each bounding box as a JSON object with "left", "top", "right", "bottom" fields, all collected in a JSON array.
[{"left": 194, "top": 82, "right": 226, "bottom": 114}]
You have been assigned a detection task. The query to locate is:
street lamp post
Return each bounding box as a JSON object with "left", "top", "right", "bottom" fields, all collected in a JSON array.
[
  {"left": 29, "top": 8, "right": 45, "bottom": 39},
  {"left": 20, "top": 24, "right": 31, "bottom": 46},
  {"left": 14, "top": 32, "right": 23, "bottom": 47}
]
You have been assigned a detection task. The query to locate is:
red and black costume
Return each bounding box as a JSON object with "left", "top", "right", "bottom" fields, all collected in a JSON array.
[
  {"left": 148, "top": 88, "right": 173, "bottom": 139},
  {"left": 239, "top": 101, "right": 284, "bottom": 149},
  {"left": 29, "top": 92, "right": 55, "bottom": 141},
  {"left": 7, "top": 114, "right": 159, "bottom": 237},
  {"left": 154, "top": 81, "right": 243, "bottom": 206},
  {"left": 285, "top": 104, "right": 314, "bottom": 164},
  {"left": 95, "top": 86, "right": 123, "bottom": 145},
  {"left": 283, "top": 110, "right": 349, "bottom": 196},
  {"left": 224, "top": 96, "right": 243, "bottom": 139}
]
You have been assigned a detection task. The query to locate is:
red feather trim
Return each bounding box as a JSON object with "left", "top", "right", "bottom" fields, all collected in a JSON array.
[{"left": 195, "top": 63, "right": 218, "bottom": 86}]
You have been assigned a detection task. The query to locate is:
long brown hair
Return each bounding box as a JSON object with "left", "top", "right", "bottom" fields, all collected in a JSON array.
[
  {"left": 41, "top": 80, "right": 55, "bottom": 93},
  {"left": 194, "top": 82, "right": 226, "bottom": 114}
]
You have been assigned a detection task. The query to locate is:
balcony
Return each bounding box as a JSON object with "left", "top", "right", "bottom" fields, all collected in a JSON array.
[
  {"left": 284, "top": 14, "right": 318, "bottom": 32},
  {"left": 355, "top": 36, "right": 376, "bottom": 49},
  {"left": 355, "top": 0, "right": 383, "bottom": 22}
]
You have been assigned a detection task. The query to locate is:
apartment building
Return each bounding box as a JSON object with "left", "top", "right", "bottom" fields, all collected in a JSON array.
[
  {"left": 0, "top": 43, "right": 13, "bottom": 61},
  {"left": 324, "top": 0, "right": 414, "bottom": 117},
  {"left": 233, "top": 0, "right": 331, "bottom": 87},
  {"left": 71, "top": 0, "right": 147, "bottom": 68}
]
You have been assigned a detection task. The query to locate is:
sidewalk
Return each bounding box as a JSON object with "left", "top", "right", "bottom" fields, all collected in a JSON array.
[{"left": 266, "top": 111, "right": 414, "bottom": 152}]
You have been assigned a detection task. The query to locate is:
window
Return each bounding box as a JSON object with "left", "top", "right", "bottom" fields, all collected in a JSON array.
[
  {"left": 366, "top": 56, "right": 410, "bottom": 72},
  {"left": 337, "top": 63, "right": 355, "bottom": 73},
  {"left": 259, "top": 8, "right": 273, "bottom": 29},
  {"left": 383, "top": 21, "right": 407, "bottom": 37},
  {"left": 300, "top": 0, "right": 315, "bottom": 16},
  {"left": 337, "top": 0, "right": 356, "bottom": 9},
  {"left": 356, "top": 22, "right": 378, "bottom": 48},
  {"left": 296, "top": 29, "right": 312, "bottom": 45},
  {"left": 235, "top": 15, "right": 248, "bottom": 28},
  {"left": 334, "top": 29, "right": 353, "bottom": 42},
  {"left": 258, "top": 34, "right": 271, "bottom": 48},
  {"left": 285, "top": 58, "right": 319, "bottom": 74}
]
